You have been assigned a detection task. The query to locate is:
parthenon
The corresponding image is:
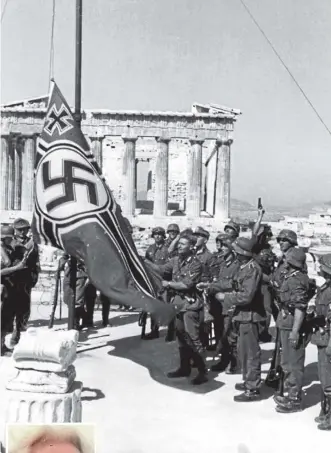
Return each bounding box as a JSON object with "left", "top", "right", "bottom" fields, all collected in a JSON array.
[{"left": 0, "top": 97, "right": 241, "bottom": 224}]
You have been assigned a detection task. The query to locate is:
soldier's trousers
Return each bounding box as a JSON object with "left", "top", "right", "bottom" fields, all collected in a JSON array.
[
  {"left": 100, "top": 294, "right": 111, "bottom": 326},
  {"left": 85, "top": 283, "right": 96, "bottom": 324},
  {"left": 209, "top": 298, "right": 224, "bottom": 347},
  {"left": 63, "top": 275, "right": 87, "bottom": 308},
  {"left": 317, "top": 346, "right": 331, "bottom": 392},
  {"left": 176, "top": 309, "right": 206, "bottom": 371},
  {"left": 11, "top": 285, "right": 31, "bottom": 333},
  {"left": 239, "top": 322, "right": 262, "bottom": 391},
  {"left": 280, "top": 329, "right": 305, "bottom": 398}
]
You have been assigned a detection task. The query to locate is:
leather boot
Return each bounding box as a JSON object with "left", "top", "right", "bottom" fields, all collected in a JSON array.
[
  {"left": 165, "top": 320, "right": 175, "bottom": 343},
  {"left": 234, "top": 389, "right": 261, "bottom": 402},
  {"left": 143, "top": 319, "right": 160, "bottom": 340},
  {"left": 167, "top": 348, "right": 191, "bottom": 378},
  {"left": 315, "top": 389, "right": 328, "bottom": 423},
  {"left": 318, "top": 391, "right": 331, "bottom": 431},
  {"left": 210, "top": 354, "right": 229, "bottom": 372},
  {"left": 275, "top": 396, "right": 302, "bottom": 413},
  {"left": 190, "top": 350, "right": 208, "bottom": 385}
]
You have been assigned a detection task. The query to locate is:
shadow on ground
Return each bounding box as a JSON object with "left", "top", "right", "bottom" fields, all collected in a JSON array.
[
  {"left": 81, "top": 386, "right": 106, "bottom": 402},
  {"left": 106, "top": 332, "right": 224, "bottom": 394},
  {"left": 107, "top": 313, "right": 140, "bottom": 328}
]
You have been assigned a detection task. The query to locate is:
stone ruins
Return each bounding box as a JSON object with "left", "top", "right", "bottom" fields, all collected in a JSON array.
[{"left": 0, "top": 98, "right": 241, "bottom": 224}]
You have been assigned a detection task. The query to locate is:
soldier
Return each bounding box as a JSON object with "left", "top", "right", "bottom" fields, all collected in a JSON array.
[
  {"left": 310, "top": 254, "right": 331, "bottom": 430},
  {"left": 144, "top": 227, "right": 169, "bottom": 340},
  {"left": 224, "top": 221, "right": 240, "bottom": 242},
  {"left": 273, "top": 229, "right": 299, "bottom": 288},
  {"left": 1, "top": 225, "right": 27, "bottom": 355},
  {"left": 165, "top": 223, "right": 180, "bottom": 258},
  {"left": 273, "top": 247, "right": 310, "bottom": 413},
  {"left": 193, "top": 227, "right": 214, "bottom": 347},
  {"left": 60, "top": 254, "right": 90, "bottom": 330},
  {"left": 151, "top": 234, "right": 207, "bottom": 385},
  {"left": 197, "top": 233, "right": 240, "bottom": 373},
  {"left": 10, "top": 218, "right": 40, "bottom": 345},
  {"left": 216, "top": 237, "right": 266, "bottom": 402}
]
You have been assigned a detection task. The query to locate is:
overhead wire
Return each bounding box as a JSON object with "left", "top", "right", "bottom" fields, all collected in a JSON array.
[
  {"left": 48, "top": 0, "right": 56, "bottom": 91},
  {"left": 1, "top": 0, "right": 11, "bottom": 23},
  {"left": 239, "top": 0, "right": 331, "bottom": 138}
]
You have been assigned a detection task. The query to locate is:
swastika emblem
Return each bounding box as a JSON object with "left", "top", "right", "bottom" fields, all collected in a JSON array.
[
  {"left": 35, "top": 146, "right": 109, "bottom": 221},
  {"left": 42, "top": 160, "right": 98, "bottom": 212},
  {"left": 44, "top": 104, "right": 74, "bottom": 136}
]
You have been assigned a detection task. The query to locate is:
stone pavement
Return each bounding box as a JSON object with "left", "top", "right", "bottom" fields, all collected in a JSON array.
[{"left": 0, "top": 302, "right": 327, "bottom": 453}]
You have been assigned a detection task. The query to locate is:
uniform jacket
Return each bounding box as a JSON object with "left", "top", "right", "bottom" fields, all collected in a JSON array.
[
  {"left": 145, "top": 243, "right": 169, "bottom": 265},
  {"left": 208, "top": 255, "right": 240, "bottom": 294},
  {"left": 10, "top": 236, "right": 40, "bottom": 287},
  {"left": 276, "top": 269, "right": 310, "bottom": 330},
  {"left": 223, "top": 259, "right": 266, "bottom": 323},
  {"left": 195, "top": 247, "right": 213, "bottom": 282},
  {"left": 311, "top": 281, "right": 331, "bottom": 346},
  {"left": 209, "top": 252, "right": 225, "bottom": 280},
  {"left": 0, "top": 243, "right": 15, "bottom": 289},
  {"left": 159, "top": 254, "right": 203, "bottom": 311}
]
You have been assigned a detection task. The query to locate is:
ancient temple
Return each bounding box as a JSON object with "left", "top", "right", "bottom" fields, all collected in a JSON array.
[{"left": 0, "top": 97, "right": 241, "bottom": 224}]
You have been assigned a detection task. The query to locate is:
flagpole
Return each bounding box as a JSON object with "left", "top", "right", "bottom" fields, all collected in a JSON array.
[{"left": 68, "top": 0, "right": 83, "bottom": 330}]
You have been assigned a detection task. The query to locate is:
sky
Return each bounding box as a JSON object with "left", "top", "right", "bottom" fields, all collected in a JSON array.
[{"left": 1, "top": 0, "right": 331, "bottom": 208}]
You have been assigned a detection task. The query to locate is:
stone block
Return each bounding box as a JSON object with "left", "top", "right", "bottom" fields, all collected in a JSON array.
[
  {"left": 12, "top": 329, "right": 79, "bottom": 372},
  {"left": 5, "top": 381, "right": 82, "bottom": 423},
  {"left": 6, "top": 365, "right": 76, "bottom": 394}
]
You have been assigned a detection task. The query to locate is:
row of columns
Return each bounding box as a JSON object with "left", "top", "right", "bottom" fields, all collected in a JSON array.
[
  {"left": 0, "top": 133, "right": 232, "bottom": 220},
  {"left": 120, "top": 135, "right": 232, "bottom": 220},
  {"left": 1, "top": 134, "right": 36, "bottom": 212}
]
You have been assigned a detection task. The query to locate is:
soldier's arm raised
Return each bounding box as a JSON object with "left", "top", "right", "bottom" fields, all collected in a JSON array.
[{"left": 167, "top": 235, "right": 180, "bottom": 254}]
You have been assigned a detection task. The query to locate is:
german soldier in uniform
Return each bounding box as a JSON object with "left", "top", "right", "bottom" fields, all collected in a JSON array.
[
  {"left": 216, "top": 237, "right": 266, "bottom": 402},
  {"left": 1, "top": 225, "right": 27, "bottom": 355},
  {"left": 224, "top": 221, "right": 240, "bottom": 243},
  {"left": 151, "top": 234, "right": 207, "bottom": 385},
  {"left": 165, "top": 223, "right": 180, "bottom": 258},
  {"left": 273, "top": 229, "right": 299, "bottom": 289},
  {"left": 10, "top": 218, "right": 40, "bottom": 345},
  {"left": 274, "top": 247, "right": 310, "bottom": 413},
  {"left": 144, "top": 227, "right": 169, "bottom": 339},
  {"left": 310, "top": 254, "right": 331, "bottom": 430},
  {"left": 197, "top": 233, "right": 240, "bottom": 373}
]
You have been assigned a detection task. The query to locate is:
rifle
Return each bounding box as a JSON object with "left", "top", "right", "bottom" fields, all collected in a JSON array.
[
  {"left": 48, "top": 260, "right": 62, "bottom": 329},
  {"left": 265, "top": 327, "right": 283, "bottom": 391}
]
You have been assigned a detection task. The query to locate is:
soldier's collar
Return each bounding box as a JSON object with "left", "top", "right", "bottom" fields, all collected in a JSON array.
[
  {"left": 285, "top": 269, "right": 299, "bottom": 279},
  {"left": 180, "top": 254, "right": 193, "bottom": 264},
  {"left": 225, "top": 253, "right": 235, "bottom": 265},
  {"left": 196, "top": 246, "right": 206, "bottom": 255}
]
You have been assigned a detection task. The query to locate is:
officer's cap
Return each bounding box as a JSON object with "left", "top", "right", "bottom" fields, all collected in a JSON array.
[
  {"left": 180, "top": 228, "right": 193, "bottom": 237},
  {"left": 13, "top": 218, "right": 30, "bottom": 230},
  {"left": 319, "top": 254, "right": 331, "bottom": 275},
  {"left": 167, "top": 223, "right": 180, "bottom": 233},
  {"left": 1, "top": 224, "right": 14, "bottom": 239},
  {"left": 152, "top": 226, "right": 166, "bottom": 237},
  {"left": 232, "top": 237, "right": 255, "bottom": 257},
  {"left": 180, "top": 233, "right": 197, "bottom": 246},
  {"left": 277, "top": 229, "right": 298, "bottom": 246},
  {"left": 285, "top": 247, "right": 306, "bottom": 270},
  {"left": 224, "top": 221, "right": 240, "bottom": 237},
  {"left": 193, "top": 226, "right": 210, "bottom": 240},
  {"left": 215, "top": 233, "right": 233, "bottom": 248}
]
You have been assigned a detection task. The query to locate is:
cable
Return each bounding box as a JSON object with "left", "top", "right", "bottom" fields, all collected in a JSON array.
[
  {"left": 1, "top": 0, "right": 10, "bottom": 23},
  {"left": 48, "top": 0, "right": 56, "bottom": 91},
  {"left": 239, "top": 0, "right": 331, "bottom": 138}
]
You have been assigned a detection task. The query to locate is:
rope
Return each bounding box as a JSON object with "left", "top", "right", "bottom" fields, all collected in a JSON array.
[
  {"left": 48, "top": 0, "right": 56, "bottom": 90},
  {"left": 238, "top": 0, "right": 331, "bottom": 138},
  {"left": 1, "top": 0, "right": 10, "bottom": 23}
]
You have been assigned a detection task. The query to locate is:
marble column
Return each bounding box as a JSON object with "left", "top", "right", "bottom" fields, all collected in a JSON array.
[
  {"left": 7, "top": 135, "right": 16, "bottom": 210},
  {"left": 153, "top": 137, "right": 170, "bottom": 217},
  {"left": 121, "top": 136, "right": 137, "bottom": 216},
  {"left": 215, "top": 138, "right": 233, "bottom": 220},
  {"left": 90, "top": 136, "right": 104, "bottom": 170},
  {"left": 21, "top": 135, "right": 36, "bottom": 212},
  {"left": 13, "top": 136, "right": 23, "bottom": 210},
  {"left": 186, "top": 139, "right": 203, "bottom": 218},
  {"left": 0, "top": 136, "right": 9, "bottom": 211}
]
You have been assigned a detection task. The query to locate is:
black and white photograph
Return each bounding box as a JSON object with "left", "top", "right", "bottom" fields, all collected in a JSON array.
[{"left": 0, "top": 0, "right": 331, "bottom": 452}]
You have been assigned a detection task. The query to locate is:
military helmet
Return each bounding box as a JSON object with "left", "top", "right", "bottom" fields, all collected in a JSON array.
[
  {"left": 277, "top": 229, "right": 298, "bottom": 245},
  {"left": 180, "top": 227, "right": 193, "bottom": 237},
  {"left": 1, "top": 225, "right": 14, "bottom": 239},
  {"left": 319, "top": 254, "right": 331, "bottom": 275},
  {"left": 285, "top": 247, "right": 306, "bottom": 270},
  {"left": 224, "top": 221, "right": 240, "bottom": 238},
  {"left": 167, "top": 223, "right": 180, "bottom": 233},
  {"left": 193, "top": 226, "right": 210, "bottom": 240},
  {"left": 13, "top": 218, "right": 30, "bottom": 230},
  {"left": 232, "top": 237, "right": 255, "bottom": 257},
  {"left": 215, "top": 233, "right": 233, "bottom": 248},
  {"left": 152, "top": 226, "right": 166, "bottom": 237}
]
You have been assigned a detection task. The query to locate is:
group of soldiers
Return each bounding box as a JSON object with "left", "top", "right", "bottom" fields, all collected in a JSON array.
[
  {"left": 141, "top": 212, "right": 331, "bottom": 430},
  {"left": 1, "top": 218, "right": 40, "bottom": 355},
  {"left": 1, "top": 212, "right": 331, "bottom": 430}
]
